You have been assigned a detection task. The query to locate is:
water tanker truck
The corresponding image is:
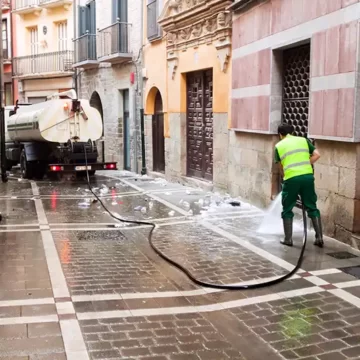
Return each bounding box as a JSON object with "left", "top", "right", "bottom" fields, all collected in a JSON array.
[{"left": 4, "top": 90, "right": 117, "bottom": 179}]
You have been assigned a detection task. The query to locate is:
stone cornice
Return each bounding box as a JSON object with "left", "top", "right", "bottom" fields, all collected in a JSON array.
[
  {"left": 161, "top": 0, "right": 233, "bottom": 75},
  {"left": 159, "top": 0, "right": 232, "bottom": 30}
]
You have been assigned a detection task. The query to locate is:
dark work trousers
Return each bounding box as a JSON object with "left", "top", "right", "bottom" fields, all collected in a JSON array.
[{"left": 281, "top": 174, "right": 321, "bottom": 219}]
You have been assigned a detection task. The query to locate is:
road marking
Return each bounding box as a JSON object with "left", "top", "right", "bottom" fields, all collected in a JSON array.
[
  {"left": 76, "top": 286, "right": 325, "bottom": 319},
  {"left": 31, "top": 181, "right": 89, "bottom": 360}
]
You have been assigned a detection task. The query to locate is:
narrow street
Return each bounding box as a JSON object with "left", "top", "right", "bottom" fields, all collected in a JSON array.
[{"left": 0, "top": 171, "right": 359, "bottom": 360}]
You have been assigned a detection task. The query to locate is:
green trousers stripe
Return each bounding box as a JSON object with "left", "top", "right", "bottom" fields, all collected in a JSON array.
[{"left": 282, "top": 174, "right": 321, "bottom": 219}]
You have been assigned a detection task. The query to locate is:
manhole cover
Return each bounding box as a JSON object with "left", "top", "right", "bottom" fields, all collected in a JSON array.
[
  {"left": 327, "top": 251, "right": 358, "bottom": 260},
  {"left": 340, "top": 266, "right": 360, "bottom": 279}
]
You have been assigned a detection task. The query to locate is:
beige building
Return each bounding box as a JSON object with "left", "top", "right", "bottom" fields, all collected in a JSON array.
[{"left": 12, "top": 0, "right": 74, "bottom": 103}]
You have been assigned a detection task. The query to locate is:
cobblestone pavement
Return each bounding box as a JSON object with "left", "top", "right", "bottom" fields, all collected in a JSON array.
[{"left": 1, "top": 170, "right": 360, "bottom": 359}]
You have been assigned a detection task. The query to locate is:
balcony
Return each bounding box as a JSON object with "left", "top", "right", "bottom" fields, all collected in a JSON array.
[
  {"left": 97, "top": 22, "right": 132, "bottom": 64},
  {"left": 147, "top": 0, "right": 162, "bottom": 41},
  {"left": 39, "top": 0, "right": 72, "bottom": 10},
  {"left": 13, "top": 0, "right": 42, "bottom": 15},
  {"left": 13, "top": 50, "right": 74, "bottom": 79},
  {"left": 73, "top": 33, "right": 98, "bottom": 69}
]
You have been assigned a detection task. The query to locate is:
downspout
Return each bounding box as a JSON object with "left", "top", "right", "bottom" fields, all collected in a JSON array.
[
  {"left": 139, "top": 0, "right": 144, "bottom": 173},
  {"left": 10, "top": 7, "right": 15, "bottom": 104},
  {"left": 73, "top": 0, "right": 78, "bottom": 95}
]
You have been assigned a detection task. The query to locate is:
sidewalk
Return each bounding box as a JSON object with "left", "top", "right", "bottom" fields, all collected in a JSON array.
[{"left": 0, "top": 170, "right": 360, "bottom": 359}]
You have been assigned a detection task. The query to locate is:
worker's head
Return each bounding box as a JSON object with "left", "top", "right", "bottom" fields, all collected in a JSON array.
[{"left": 278, "top": 123, "right": 294, "bottom": 139}]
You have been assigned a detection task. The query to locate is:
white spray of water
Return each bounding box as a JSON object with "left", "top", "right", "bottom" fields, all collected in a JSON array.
[{"left": 257, "top": 193, "right": 302, "bottom": 235}]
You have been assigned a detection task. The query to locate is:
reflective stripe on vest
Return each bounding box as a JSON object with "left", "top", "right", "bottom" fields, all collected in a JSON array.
[{"left": 275, "top": 135, "right": 313, "bottom": 181}]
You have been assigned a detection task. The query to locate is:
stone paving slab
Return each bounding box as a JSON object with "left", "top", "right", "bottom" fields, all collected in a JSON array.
[
  {"left": 0, "top": 232, "right": 53, "bottom": 301},
  {"left": 228, "top": 291, "right": 360, "bottom": 359},
  {"left": 52, "top": 230, "right": 180, "bottom": 295},
  {"left": 212, "top": 217, "right": 360, "bottom": 272},
  {"left": 149, "top": 222, "right": 287, "bottom": 284},
  {"left": 43, "top": 195, "right": 181, "bottom": 224},
  {"left": 0, "top": 199, "right": 38, "bottom": 225},
  {"left": 37, "top": 177, "right": 136, "bottom": 196},
  {"left": 79, "top": 313, "right": 245, "bottom": 360},
  {"left": 0, "top": 323, "right": 65, "bottom": 359},
  {"left": 0, "top": 181, "right": 33, "bottom": 198}
]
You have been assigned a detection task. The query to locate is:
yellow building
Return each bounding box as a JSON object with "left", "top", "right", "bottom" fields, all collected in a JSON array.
[
  {"left": 12, "top": 0, "right": 74, "bottom": 103},
  {"left": 143, "top": 0, "right": 232, "bottom": 189}
]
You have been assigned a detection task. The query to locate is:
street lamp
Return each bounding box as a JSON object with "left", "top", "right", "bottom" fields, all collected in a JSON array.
[{"left": 0, "top": 0, "right": 8, "bottom": 183}]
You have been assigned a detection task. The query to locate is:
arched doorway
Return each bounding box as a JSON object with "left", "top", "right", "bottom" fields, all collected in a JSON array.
[
  {"left": 152, "top": 91, "right": 165, "bottom": 172},
  {"left": 89, "top": 91, "right": 105, "bottom": 163}
]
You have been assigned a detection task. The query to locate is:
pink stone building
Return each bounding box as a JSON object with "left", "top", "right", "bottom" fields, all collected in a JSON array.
[{"left": 230, "top": 0, "right": 360, "bottom": 245}]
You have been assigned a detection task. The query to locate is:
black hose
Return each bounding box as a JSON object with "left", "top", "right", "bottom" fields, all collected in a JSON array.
[{"left": 83, "top": 145, "right": 307, "bottom": 290}]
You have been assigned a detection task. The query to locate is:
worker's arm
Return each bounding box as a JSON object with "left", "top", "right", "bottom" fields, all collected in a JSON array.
[{"left": 310, "top": 149, "right": 320, "bottom": 164}]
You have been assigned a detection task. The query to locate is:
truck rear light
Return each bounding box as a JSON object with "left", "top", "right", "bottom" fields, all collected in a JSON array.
[
  {"left": 50, "top": 165, "right": 62, "bottom": 172},
  {"left": 104, "top": 163, "right": 116, "bottom": 170}
]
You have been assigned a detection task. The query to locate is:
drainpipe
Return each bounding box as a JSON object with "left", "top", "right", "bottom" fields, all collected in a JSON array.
[
  {"left": 139, "top": 0, "right": 145, "bottom": 173},
  {"left": 0, "top": 5, "right": 7, "bottom": 183},
  {"left": 73, "top": 0, "right": 78, "bottom": 95}
]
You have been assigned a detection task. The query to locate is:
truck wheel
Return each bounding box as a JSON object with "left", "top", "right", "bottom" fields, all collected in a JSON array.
[
  {"left": 20, "top": 150, "right": 33, "bottom": 179},
  {"left": 34, "top": 164, "right": 46, "bottom": 180}
]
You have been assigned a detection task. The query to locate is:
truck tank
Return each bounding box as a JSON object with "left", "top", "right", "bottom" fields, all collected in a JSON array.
[{"left": 7, "top": 98, "right": 103, "bottom": 143}]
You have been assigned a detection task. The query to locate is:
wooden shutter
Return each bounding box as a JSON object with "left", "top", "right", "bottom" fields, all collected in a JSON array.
[
  {"left": 112, "top": 0, "right": 127, "bottom": 23},
  {"left": 78, "top": 5, "right": 87, "bottom": 36},
  {"left": 88, "top": 0, "right": 96, "bottom": 34}
]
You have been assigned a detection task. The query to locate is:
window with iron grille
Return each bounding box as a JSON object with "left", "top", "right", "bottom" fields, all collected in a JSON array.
[
  {"left": 2, "top": 19, "right": 8, "bottom": 60},
  {"left": 147, "top": 0, "right": 161, "bottom": 41},
  {"left": 282, "top": 44, "right": 310, "bottom": 138}
]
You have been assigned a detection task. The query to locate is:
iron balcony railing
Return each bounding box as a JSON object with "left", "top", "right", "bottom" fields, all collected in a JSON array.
[
  {"left": 147, "top": 0, "right": 161, "bottom": 41},
  {"left": 97, "top": 21, "right": 130, "bottom": 59},
  {"left": 14, "top": 0, "right": 39, "bottom": 10},
  {"left": 13, "top": 50, "right": 74, "bottom": 77},
  {"left": 73, "top": 33, "right": 97, "bottom": 63}
]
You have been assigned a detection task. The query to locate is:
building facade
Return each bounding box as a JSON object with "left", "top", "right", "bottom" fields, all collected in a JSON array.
[
  {"left": 230, "top": 0, "right": 360, "bottom": 245},
  {"left": 143, "top": 0, "right": 232, "bottom": 189},
  {"left": 2, "top": 0, "right": 13, "bottom": 105},
  {"left": 12, "top": 0, "right": 74, "bottom": 104},
  {"left": 74, "top": 0, "right": 143, "bottom": 170}
]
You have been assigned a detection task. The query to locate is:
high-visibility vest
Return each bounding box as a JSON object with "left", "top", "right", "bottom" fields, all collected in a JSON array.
[{"left": 275, "top": 135, "right": 313, "bottom": 181}]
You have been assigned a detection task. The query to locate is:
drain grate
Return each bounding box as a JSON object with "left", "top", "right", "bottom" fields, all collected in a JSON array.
[
  {"left": 327, "top": 251, "right": 358, "bottom": 260},
  {"left": 340, "top": 266, "right": 360, "bottom": 279}
]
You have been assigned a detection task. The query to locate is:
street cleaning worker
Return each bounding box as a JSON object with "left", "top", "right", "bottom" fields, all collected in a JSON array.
[{"left": 274, "top": 123, "right": 323, "bottom": 248}]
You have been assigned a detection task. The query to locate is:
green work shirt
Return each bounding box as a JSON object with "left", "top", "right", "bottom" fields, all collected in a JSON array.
[{"left": 274, "top": 138, "right": 315, "bottom": 164}]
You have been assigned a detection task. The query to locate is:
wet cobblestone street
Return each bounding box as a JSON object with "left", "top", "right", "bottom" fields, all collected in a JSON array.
[{"left": 1, "top": 171, "right": 360, "bottom": 359}]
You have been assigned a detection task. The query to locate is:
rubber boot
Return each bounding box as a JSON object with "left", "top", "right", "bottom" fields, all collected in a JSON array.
[
  {"left": 311, "top": 217, "right": 324, "bottom": 248},
  {"left": 281, "top": 218, "right": 293, "bottom": 247}
]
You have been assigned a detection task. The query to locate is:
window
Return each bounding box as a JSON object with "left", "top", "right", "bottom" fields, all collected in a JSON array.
[
  {"left": 147, "top": 0, "right": 161, "bottom": 41},
  {"left": 78, "top": 0, "right": 96, "bottom": 36},
  {"left": 112, "top": 0, "right": 127, "bottom": 23},
  {"left": 29, "top": 27, "right": 38, "bottom": 55},
  {"left": 2, "top": 19, "right": 8, "bottom": 60},
  {"left": 57, "top": 21, "right": 68, "bottom": 51}
]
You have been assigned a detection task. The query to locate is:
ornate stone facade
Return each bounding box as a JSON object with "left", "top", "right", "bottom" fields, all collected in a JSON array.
[{"left": 159, "top": 0, "right": 232, "bottom": 75}]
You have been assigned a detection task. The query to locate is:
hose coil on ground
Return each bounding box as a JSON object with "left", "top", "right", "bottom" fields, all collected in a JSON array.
[{"left": 83, "top": 145, "right": 307, "bottom": 290}]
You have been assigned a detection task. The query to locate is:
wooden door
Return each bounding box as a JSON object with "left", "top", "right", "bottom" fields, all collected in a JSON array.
[
  {"left": 186, "top": 70, "right": 213, "bottom": 180},
  {"left": 152, "top": 91, "right": 165, "bottom": 172}
]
